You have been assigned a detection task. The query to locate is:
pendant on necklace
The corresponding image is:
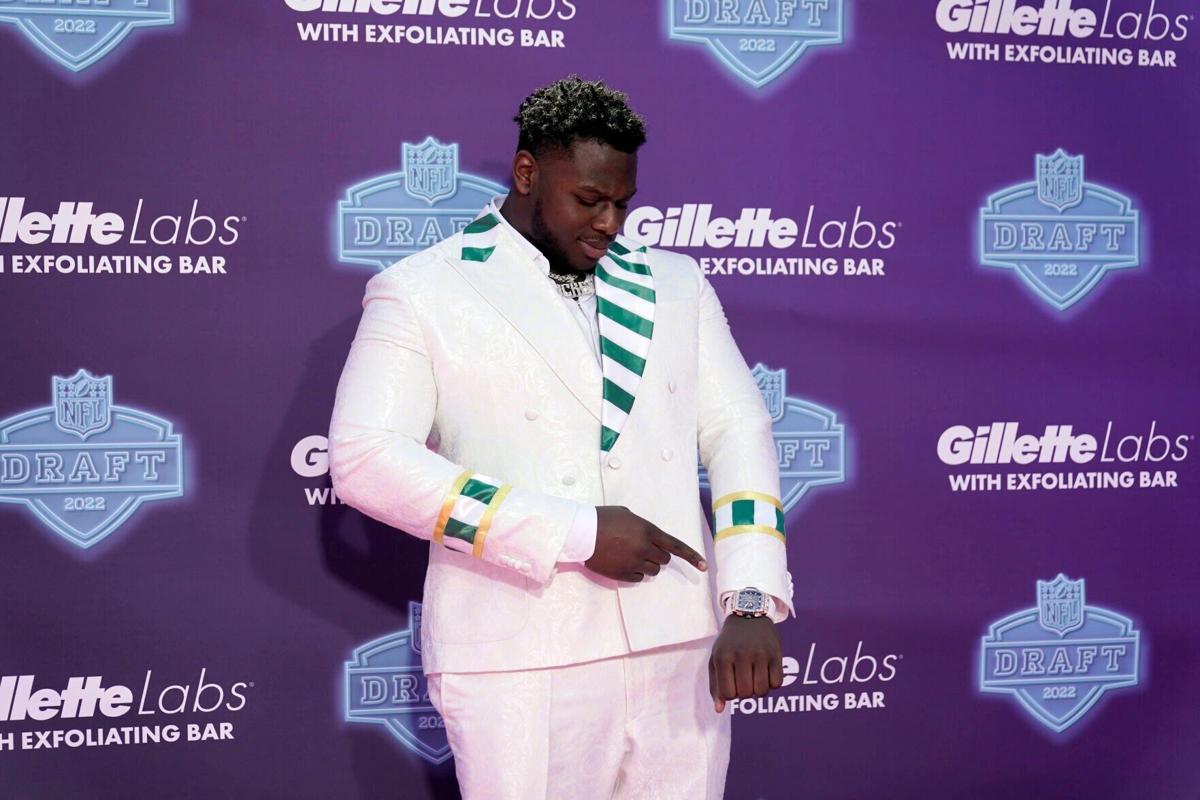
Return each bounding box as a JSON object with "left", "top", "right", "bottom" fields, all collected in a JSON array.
[{"left": 548, "top": 271, "right": 595, "bottom": 300}]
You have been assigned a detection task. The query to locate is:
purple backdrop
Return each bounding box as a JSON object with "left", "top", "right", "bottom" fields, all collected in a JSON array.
[{"left": 1, "top": 1, "right": 1198, "bottom": 797}]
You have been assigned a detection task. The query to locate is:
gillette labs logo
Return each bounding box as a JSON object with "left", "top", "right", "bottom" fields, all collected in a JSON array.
[
  {"left": 938, "top": 422, "right": 1189, "bottom": 466},
  {"left": 935, "top": 0, "right": 1190, "bottom": 41}
]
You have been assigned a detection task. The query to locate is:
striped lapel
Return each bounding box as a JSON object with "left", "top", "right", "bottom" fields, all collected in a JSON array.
[
  {"left": 595, "top": 237, "right": 655, "bottom": 454},
  {"left": 460, "top": 208, "right": 502, "bottom": 261}
]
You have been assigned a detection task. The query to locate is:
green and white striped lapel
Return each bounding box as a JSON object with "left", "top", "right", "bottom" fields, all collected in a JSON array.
[
  {"left": 595, "top": 237, "right": 655, "bottom": 454},
  {"left": 460, "top": 208, "right": 502, "bottom": 262}
]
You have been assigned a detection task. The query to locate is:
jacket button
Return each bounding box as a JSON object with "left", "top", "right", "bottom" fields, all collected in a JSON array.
[
  {"left": 661, "top": 449, "right": 674, "bottom": 461},
  {"left": 608, "top": 456, "right": 622, "bottom": 470},
  {"left": 562, "top": 473, "right": 576, "bottom": 486},
  {"left": 524, "top": 409, "right": 540, "bottom": 421}
]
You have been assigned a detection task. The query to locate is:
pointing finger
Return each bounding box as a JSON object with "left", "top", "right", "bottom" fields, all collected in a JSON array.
[
  {"left": 651, "top": 530, "right": 707, "bottom": 572},
  {"left": 645, "top": 547, "right": 670, "bottom": 566}
]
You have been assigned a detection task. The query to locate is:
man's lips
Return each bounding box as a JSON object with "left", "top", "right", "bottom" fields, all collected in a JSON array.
[{"left": 579, "top": 238, "right": 612, "bottom": 259}]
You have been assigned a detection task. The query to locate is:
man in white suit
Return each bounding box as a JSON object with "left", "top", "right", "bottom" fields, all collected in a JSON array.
[{"left": 329, "top": 76, "right": 793, "bottom": 800}]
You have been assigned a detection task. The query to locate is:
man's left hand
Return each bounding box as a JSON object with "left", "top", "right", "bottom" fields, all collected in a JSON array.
[{"left": 708, "top": 615, "right": 783, "bottom": 713}]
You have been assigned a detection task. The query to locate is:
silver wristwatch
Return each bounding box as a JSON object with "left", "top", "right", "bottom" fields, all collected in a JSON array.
[{"left": 730, "top": 587, "right": 770, "bottom": 618}]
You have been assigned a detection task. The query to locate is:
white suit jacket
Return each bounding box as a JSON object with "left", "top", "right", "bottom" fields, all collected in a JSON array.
[{"left": 329, "top": 207, "right": 793, "bottom": 674}]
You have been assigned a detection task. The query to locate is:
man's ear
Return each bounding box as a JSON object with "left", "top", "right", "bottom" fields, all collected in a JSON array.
[{"left": 511, "top": 150, "right": 538, "bottom": 196}]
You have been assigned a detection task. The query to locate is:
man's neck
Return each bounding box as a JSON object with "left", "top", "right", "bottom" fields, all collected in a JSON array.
[
  {"left": 497, "top": 195, "right": 531, "bottom": 242},
  {"left": 497, "top": 196, "right": 579, "bottom": 276}
]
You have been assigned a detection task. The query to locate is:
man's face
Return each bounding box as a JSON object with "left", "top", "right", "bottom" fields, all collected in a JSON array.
[{"left": 527, "top": 139, "right": 638, "bottom": 274}]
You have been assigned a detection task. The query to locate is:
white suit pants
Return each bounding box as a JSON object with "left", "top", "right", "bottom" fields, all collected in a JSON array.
[{"left": 427, "top": 637, "right": 730, "bottom": 800}]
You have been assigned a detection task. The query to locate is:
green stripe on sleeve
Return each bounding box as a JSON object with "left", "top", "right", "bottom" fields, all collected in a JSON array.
[
  {"left": 459, "top": 478, "right": 499, "bottom": 505},
  {"left": 442, "top": 518, "right": 478, "bottom": 544},
  {"left": 731, "top": 499, "right": 757, "bottom": 526}
]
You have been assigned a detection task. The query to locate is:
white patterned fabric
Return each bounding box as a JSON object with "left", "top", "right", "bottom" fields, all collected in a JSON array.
[{"left": 428, "top": 638, "right": 729, "bottom": 800}]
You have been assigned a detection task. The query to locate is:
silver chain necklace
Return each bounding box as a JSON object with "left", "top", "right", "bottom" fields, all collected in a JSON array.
[{"left": 547, "top": 270, "right": 595, "bottom": 300}]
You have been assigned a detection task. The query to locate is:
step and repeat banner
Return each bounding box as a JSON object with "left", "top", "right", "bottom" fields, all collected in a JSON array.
[{"left": 1, "top": 1, "right": 1197, "bottom": 798}]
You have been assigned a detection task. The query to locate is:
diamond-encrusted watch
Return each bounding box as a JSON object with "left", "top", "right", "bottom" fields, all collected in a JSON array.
[{"left": 730, "top": 587, "right": 770, "bottom": 618}]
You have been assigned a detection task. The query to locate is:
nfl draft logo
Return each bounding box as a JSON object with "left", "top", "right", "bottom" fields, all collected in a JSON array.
[
  {"left": 979, "top": 150, "right": 1140, "bottom": 311},
  {"left": 344, "top": 602, "right": 451, "bottom": 765},
  {"left": 0, "top": 0, "right": 177, "bottom": 74},
  {"left": 55, "top": 372, "right": 112, "bottom": 439},
  {"left": 0, "top": 370, "right": 184, "bottom": 549},
  {"left": 1038, "top": 575, "right": 1084, "bottom": 636},
  {"left": 668, "top": 0, "right": 846, "bottom": 88},
  {"left": 979, "top": 575, "right": 1141, "bottom": 733},
  {"left": 403, "top": 139, "right": 457, "bottom": 204},
  {"left": 1036, "top": 151, "right": 1082, "bottom": 213},
  {"left": 337, "top": 136, "right": 506, "bottom": 271},
  {"left": 700, "top": 364, "right": 846, "bottom": 513}
]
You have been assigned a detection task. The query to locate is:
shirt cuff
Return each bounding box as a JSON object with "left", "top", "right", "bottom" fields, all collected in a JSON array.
[
  {"left": 557, "top": 505, "right": 598, "bottom": 563},
  {"left": 720, "top": 590, "right": 790, "bottom": 624}
]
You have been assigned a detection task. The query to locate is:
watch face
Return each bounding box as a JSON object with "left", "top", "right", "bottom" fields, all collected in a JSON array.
[{"left": 736, "top": 589, "right": 766, "bottom": 614}]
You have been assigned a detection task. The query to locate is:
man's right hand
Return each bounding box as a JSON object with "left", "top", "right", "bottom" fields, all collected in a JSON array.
[{"left": 585, "top": 506, "right": 708, "bottom": 583}]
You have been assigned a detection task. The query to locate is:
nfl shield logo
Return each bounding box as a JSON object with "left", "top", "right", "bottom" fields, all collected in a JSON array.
[
  {"left": 0, "top": 0, "right": 176, "bottom": 74},
  {"left": 1037, "top": 574, "right": 1085, "bottom": 637},
  {"left": 404, "top": 137, "right": 458, "bottom": 205},
  {"left": 53, "top": 369, "right": 112, "bottom": 440},
  {"left": 1036, "top": 149, "right": 1084, "bottom": 212},
  {"left": 752, "top": 364, "right": 786, "bottom": 423}
]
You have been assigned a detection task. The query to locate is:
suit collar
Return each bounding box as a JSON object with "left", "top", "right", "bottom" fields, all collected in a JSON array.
[{"left": 451, "top": 206, "right": 603, "bottom": 422}]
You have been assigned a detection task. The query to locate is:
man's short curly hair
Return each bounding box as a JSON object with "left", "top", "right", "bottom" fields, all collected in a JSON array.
[{"left": 514, "top": 75, "right": 647, "bottom": 157}]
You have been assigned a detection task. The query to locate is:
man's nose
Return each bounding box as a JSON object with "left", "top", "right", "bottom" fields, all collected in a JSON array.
[{"left": 593, "top": 204, "right": 620, "bottom": 236}]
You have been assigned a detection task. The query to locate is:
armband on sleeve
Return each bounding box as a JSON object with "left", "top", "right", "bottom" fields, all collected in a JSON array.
[{"left": 434, "top": 471, "right": 513, "bottom": 558}]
